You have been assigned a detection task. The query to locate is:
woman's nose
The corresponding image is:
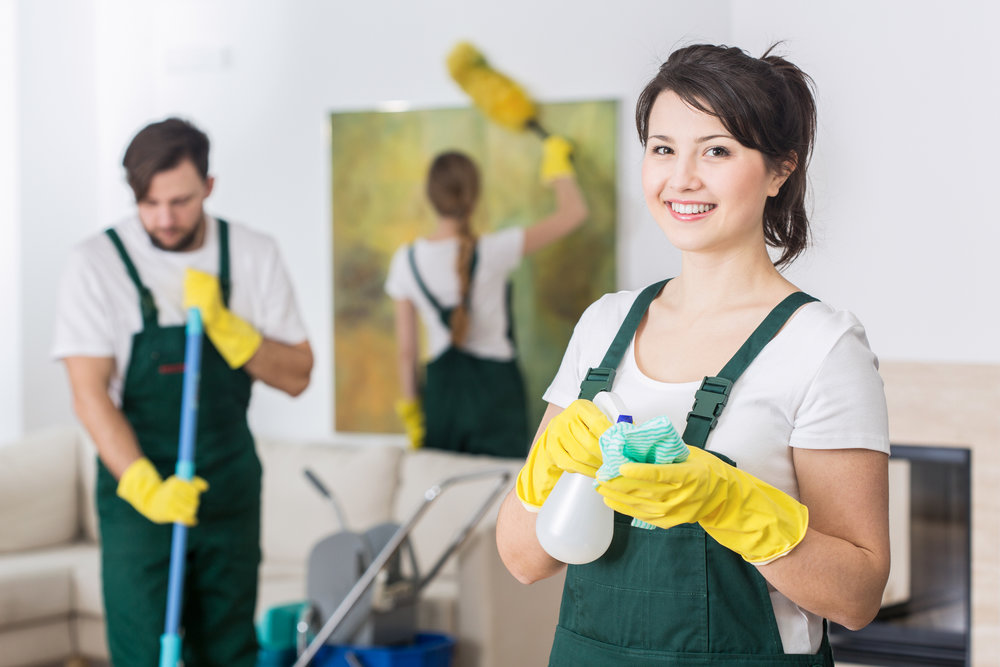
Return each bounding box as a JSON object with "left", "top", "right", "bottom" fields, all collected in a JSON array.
[{"left": 668, "top": 155, "right": 701, "bottom": 191}]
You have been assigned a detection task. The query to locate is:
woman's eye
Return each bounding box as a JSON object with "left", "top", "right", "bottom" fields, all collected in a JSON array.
[
  {"left": 706, "top": 146, "right": 730, "bottom": 158},
  {"left": 651, "top": 145, "right": 673, "bottom": 156}
]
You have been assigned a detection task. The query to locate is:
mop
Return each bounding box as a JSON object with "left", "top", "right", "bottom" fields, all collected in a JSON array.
[{"left": 159, "top": 308, "right": 204, "bottom": 667}]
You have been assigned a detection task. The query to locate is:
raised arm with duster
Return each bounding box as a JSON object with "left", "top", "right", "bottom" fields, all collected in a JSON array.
[{"left": 445, "top": 41, "right": 575, "bottom": 182}]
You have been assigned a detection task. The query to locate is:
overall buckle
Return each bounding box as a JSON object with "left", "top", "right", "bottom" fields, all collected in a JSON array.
[
  {"left": 687, "top": 376, "right": 733, "bottom": 431},
  {"left": 579, "top": 367, "right": 616, "bottom": 400}
]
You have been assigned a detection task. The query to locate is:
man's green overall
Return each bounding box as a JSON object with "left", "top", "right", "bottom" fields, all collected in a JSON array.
[
  {"left": 550, "top": 279, "right": 834, "bottom": 666},
  {"left": 97, "top": 220, "right": 261, "bottom": 666},
  {"left": 408, "top": 244, "right": 529, "bottom": 458}
]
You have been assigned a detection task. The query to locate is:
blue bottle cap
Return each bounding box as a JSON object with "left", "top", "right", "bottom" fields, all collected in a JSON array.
[{"left": 617, "top": 414, "right": 633, "bottom": 424}]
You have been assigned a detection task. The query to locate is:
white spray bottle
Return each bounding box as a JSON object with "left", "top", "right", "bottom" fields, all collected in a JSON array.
[{"left": 535, "top": 391, "right": 630, "bottom": 564}]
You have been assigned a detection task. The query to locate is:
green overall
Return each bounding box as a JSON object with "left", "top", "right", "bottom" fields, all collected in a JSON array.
[
  {"left": 97, "top": 220, "right": 261, "bottom": 666},
  {"left": 551, "top": 279, "right": 834, "bottom": 666},
  {"left": 408, "top": 244, "right": 529, "bottom": 458}
]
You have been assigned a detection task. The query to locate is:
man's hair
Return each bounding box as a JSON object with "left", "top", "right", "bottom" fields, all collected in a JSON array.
[{"left": 122, "top": 117, "right": 210, "bottom": 201}]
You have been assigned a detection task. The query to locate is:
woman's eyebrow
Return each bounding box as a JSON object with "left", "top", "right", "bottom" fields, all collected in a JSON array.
[{"left": 648, "top": 133, "right": 735, "bottom": 142}]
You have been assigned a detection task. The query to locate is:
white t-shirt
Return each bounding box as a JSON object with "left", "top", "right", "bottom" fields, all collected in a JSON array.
[
  {"left": 544, "top": 287, "right": 890, "bottom": 655},
  {"left": 52, "top": 215, "right": 309, "bottom": 405},
  {"left": 384, "top": 227, "right": 525, "bottom": 361}
]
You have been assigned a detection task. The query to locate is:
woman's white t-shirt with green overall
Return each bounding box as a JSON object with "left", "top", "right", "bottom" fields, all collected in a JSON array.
[
  {"left": 544, "top": 287, "right": 890, "bottom": 656},
  {"left": 386, "top": 227, "right": 529, "bottom": 457}
]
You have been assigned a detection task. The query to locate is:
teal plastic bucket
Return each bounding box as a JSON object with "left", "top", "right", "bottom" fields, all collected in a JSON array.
[
  {"left": 256, "top": 646, "right": 297, "bottom": 667},
  {"left": 258, "top": 601, "right": 308, "bottom": 651}
]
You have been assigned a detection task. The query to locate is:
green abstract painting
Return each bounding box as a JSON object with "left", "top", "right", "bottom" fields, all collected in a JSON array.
[{"left": 331, "top": 100, "right": 617, "bottom": 434}]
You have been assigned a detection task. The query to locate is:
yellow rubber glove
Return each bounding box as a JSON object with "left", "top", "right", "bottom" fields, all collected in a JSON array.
[
  {"left": 515, "top": 399, "right": 611, "bottom": 511},
  {"left": 394, "top": 397, "right": 425, "bottom": 449},
  {"left": 183, "top": 268, "right": 262, "bottom": 369},
  {"left": 596, "top": 446, "right": 808, "bottom": 563},
  {"left": 116, "top": 457, "right": 209, "bottom": 526},
  {"left": 540, "top": 135, "right": 575, "bottom": 184}
]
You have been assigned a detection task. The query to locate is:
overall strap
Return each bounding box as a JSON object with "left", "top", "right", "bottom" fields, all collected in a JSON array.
[
  {"left": 217, "top": 218, "right": 232, "bottom": 307},
  {"left": 682, "top": 291, "right": 818, "bottom": 448},
  {"left": 578, "top": 279, "right": 670, "bottom": 400},
  {"left": 407, "top": 243, "right": 479, "bottom": 330},
  {"left": 504, "top": 282, "right": 516, "bottom": 347},
  {"left": 105, "top": 228, "right": 158, "bottom": 328}
]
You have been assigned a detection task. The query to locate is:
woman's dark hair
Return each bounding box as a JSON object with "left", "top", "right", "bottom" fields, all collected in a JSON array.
[
  {"left": 426, "top": 152, "right": 480, "bottom": 345},
  {"left": 635, "top": 43, "right": 816, "bottom": 267},
  {"left": 122, "top": 117, "right": 210, "bottom": 202}
]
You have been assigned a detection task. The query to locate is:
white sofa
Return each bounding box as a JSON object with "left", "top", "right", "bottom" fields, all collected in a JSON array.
[{"left": 0, "top": 426, "right": 566, "bottom": 667}]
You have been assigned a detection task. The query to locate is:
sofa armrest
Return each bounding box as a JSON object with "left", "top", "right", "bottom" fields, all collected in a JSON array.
[
  {"left": 0, "top": 426, "right": 83, "bottom": 553},
  {"left": 452, "top": 524, "right": 565, "bottom": 667}
]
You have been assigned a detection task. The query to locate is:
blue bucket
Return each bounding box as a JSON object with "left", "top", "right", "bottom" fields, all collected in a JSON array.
[{"left": 314, "top": 633, "right": 455, "bottom": 667}]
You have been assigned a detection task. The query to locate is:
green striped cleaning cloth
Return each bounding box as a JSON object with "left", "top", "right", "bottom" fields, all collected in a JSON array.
[{"left": 597, "top": 416, "right": 689, "bottom": 529}]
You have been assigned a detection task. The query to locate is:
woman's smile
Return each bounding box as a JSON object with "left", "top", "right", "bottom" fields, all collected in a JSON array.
[{"left": 667, "top": 200, "right": 717, "bottom": 220}]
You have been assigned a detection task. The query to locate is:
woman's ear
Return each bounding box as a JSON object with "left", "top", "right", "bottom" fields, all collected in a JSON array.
[{"left": 767, "top": 152, "right": 797, "bottom": 197}]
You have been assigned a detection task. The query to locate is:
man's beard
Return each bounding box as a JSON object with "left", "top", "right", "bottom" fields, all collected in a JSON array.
[{"left": 149, "top": 216, "right": 205, "bottom": 252}]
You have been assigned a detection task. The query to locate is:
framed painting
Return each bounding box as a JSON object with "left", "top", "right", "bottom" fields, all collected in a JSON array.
[{"left": 331, "top": 100, "right": 617, "bottom": 433}]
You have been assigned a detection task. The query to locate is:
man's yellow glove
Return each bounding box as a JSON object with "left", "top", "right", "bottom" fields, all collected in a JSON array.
[
  {"left": 116, "top": 457, "right": 209, "bottom": 526},
  {"left": 394, "top": 397, "right": 425, "bottom": 449},
  {"left": 540, "top": 135, "right": 575, "bottom": 184},
  {"left": 515, "top": 399, "right": 611, "bottom": 512},
  {"left": 183, "top": 268, "right": 262, "bottom": 369},
  {"left": 596, "top": 446, "right": 808, "bottom": 564}
]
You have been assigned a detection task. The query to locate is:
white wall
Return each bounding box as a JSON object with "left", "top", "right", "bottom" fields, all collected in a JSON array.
[
  {"left": 1, "top": 0, "right": 21, "bottom": 441},
  {"left": 731, "top": 1, "right": 1000, "bottom": 364},
  {"left": 17, "top": 0, "right": 99, "bottom": 436},
  {"left": 13, "top": 1, "right": 999, "bottom": 441},
  {"left": 17, "top": 0, "right": 731, "bottom": 439}
]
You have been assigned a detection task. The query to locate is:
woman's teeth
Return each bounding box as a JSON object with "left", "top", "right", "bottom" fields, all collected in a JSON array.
[{"left": 670, "top": 202, "right": 716, "bottom": 214}]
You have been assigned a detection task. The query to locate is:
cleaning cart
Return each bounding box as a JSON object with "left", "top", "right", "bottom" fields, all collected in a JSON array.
[{"left": 260, "top": 466, "right": 513, "bottom": 667}]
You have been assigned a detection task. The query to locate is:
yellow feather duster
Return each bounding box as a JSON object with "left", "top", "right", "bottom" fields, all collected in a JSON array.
[{"left": 446, "top": 42, "right": 537, "bottom": 132}]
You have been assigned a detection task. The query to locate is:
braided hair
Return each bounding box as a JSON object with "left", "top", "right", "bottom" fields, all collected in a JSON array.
[{"left": 426, "top": 152, "right": 480, "bottom": 345}]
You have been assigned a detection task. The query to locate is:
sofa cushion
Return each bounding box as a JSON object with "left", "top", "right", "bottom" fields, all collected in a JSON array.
[
  {"left": 0, "top": 543, "right": 102, "bottom": 625},
  {"left": 256, "top": 560, "right": 308, "bottom": 621},
  {"left": 392, "top": 450, "right": 521, "bottom": 580},
  {"left": 0, "top": 620, "right": 74, "bottom": 667},
  {"left": 76, "top": 430, "right": 101, "bottom": 544},
  {"left": 0, "top": 562, "right": 71, "bottom": 626},
  {"left": 258, "top": 438, "right": 403, "bottom": 565},
  {"left": 0, "top": 426, "right": 81, "bottom": 553},
  {"left": 70, "top": 545, "right": 103, "bottom": 616},
  {"left": 73, "top": 615, "right": 109, "bottom": 661}
]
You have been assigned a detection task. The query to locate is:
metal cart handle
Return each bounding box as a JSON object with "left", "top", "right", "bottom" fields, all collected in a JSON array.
[{"left": 293, "top": 467, "right": 513, "bottom": 667}]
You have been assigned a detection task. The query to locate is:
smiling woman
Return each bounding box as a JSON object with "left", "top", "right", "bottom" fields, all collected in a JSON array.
[
  {"left": 496, "top": 43, "right": 890, "bottom": 667},
  {"left": 635, "top": 44, "right": 815, "bottom": 269},
  {"left": 641, "top": 90, "right": 790, "bottom": 261}
]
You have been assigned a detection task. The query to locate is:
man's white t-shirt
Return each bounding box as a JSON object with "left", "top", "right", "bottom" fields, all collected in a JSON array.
[
  {"left": 52, "top": 215, "right": 309, "bottom": 405},
  {"left": 543, "top": 287, "right": 891, "bottom": 655},
  {"left": 384, "top": 227, "right": 524, "bottom": 361}
]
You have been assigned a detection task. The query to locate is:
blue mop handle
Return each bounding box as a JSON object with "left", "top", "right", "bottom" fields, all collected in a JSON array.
[{"left": 160, "top": 308, "right": 203, "bottom": 667}]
